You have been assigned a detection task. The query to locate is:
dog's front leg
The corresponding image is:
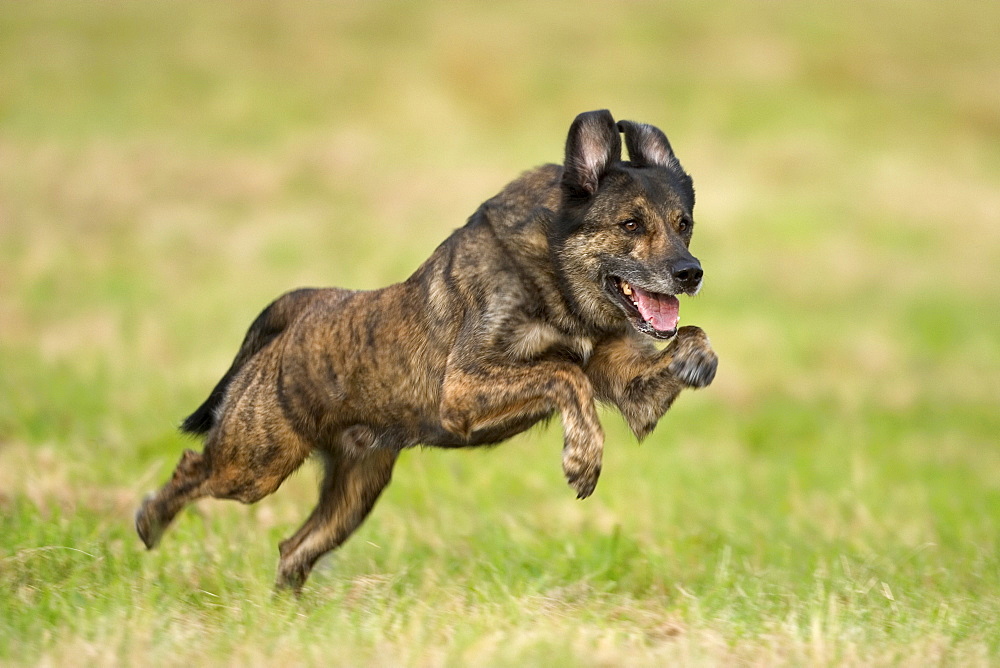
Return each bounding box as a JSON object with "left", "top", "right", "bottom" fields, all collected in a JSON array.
[
  {"left": 439, "top": 361, "right": 604, "bottom": 499},
  {"left": 587, "top": 326, "right": 717, "bottom": 440}
]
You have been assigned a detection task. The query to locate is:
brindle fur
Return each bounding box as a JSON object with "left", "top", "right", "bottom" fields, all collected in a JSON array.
[{"left": 136, "top": 110, "right": 718, "bottom": 591}]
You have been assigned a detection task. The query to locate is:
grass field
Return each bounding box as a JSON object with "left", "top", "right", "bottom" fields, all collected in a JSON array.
[{"left": 2, "top": 1, "right": 999, "bottom": 664}]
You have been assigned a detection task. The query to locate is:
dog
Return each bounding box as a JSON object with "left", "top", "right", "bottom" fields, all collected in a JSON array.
[{"left": 135, "top": 110, "right": 718, "bottom": 590}]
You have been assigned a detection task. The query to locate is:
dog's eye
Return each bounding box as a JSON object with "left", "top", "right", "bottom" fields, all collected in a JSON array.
[
  {"left": 677, "top": 218, "right": 691, "bottom": 234},
  {"left": 619, "top": 219, "right": 642, "bottom": 233}
]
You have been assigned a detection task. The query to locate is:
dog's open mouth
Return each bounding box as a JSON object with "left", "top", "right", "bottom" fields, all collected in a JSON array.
[{"left": 608, "top": 277, "right": 680, "bottom": 339}]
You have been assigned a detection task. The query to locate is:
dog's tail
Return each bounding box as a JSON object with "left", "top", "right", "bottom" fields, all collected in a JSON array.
[{"left": 180, "top": 288, "right": 318, "bottom": 435}]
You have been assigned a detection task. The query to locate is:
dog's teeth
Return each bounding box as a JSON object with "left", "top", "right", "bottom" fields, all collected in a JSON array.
[{"left": 621, "top": 281, "right": 632, "bottom": 296}]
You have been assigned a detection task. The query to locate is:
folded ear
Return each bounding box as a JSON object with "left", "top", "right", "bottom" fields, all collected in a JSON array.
[
  {"left": 617, "top": 120, "right": 682, "bottom": 171},
  {"left": 562, "top": 110, "right": 622, "bottom": 198}
]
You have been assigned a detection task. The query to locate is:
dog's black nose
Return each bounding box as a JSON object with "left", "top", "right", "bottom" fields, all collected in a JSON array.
[{"left": 672, "top": 261, "right": 703, "bottom": 290}]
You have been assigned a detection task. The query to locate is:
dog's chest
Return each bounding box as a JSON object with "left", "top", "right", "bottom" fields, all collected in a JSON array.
[{"left": 507, "top": 321, "right": 594, "bottom": 364}]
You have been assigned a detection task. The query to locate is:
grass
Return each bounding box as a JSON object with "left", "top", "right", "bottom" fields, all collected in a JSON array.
[{"left": 2, "top": 0, "right": 999, "bottom": 664}]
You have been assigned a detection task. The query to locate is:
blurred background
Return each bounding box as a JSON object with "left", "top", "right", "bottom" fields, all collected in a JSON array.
[{"left": 1, "top": 0, "right": 998, "bottom": 663}]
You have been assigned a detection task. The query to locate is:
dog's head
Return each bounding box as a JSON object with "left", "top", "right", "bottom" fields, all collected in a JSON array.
[{"left": 551, "top": 110, "right": 700, "bottom": 340}]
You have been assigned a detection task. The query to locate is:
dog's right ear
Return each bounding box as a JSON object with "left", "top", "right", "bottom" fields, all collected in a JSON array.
[
  {"left": 616, "top": 120, "right": 682, "bottom": 172},
  {"left": 562, "top": 110, "right": 622, "bottom": 199}
]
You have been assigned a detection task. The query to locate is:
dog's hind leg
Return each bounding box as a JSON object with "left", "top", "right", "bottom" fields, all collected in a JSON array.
[
  {"left": 275, "top": 432, "right": 398, "bottom": 592},
  {"left": 137, "top": 415, "right": 313, "bottom": 550},
  {"left": 135, "top": 448, "right": 212, "bottom": 549}
]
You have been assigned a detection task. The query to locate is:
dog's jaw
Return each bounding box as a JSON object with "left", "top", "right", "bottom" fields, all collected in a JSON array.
[{"left": 605, "top": 276, "right": 680, "bottom": 340}]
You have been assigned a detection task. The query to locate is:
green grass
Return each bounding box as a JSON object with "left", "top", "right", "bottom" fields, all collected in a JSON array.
[{"left": 2, "top": 0, "right": 999, "bottom": 664}]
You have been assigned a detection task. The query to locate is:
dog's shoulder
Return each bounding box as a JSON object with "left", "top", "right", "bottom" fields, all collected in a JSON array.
[
  {"left": 480, "top": 164, "right": 562, "bottom": 236},
  {"left": 407, "top": 162, "right": 594, "bottom": 362},
  {"left": 468, "top": 163, "right": 563, "bottom": 289},
  {"left": 490, "top": 163, "right": 563, "bottom": 212},
  {"left": 419, "top": 163, "right": 563, "bottom": 294}
]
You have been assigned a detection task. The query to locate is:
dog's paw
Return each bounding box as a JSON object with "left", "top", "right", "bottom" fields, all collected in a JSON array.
[
  {"left": 669, "top": 347, "right": 717, "bottom": 388},
  {"left": 563, "top": 450, "right": 601, "bottom": 499},
  {"left": 274, "top": 561, "right": 309, "bottom": 596},
  {"left": 668, "top": 326, "right": 718, "bottom": 388},
  {"left": 135, "top": 494, "right": 162, "bottom": 550}
]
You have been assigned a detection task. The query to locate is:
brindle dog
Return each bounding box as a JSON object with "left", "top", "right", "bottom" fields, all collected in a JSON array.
[{"left": 136, "top": 110, "right": 718, "bottom": 590}]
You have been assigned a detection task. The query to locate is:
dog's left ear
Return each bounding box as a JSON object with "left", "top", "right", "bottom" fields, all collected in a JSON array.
[
  {"left": 562, "top": 110, "right": 622, "bottom": 198},
  {"left": 617, "top": 120, "right": 682, "bottom": 172}
]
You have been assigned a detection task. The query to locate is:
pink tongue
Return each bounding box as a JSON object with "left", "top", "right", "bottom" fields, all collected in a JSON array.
[{"left": 632, "top": 287, "right": 679, "bottom": 332}]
